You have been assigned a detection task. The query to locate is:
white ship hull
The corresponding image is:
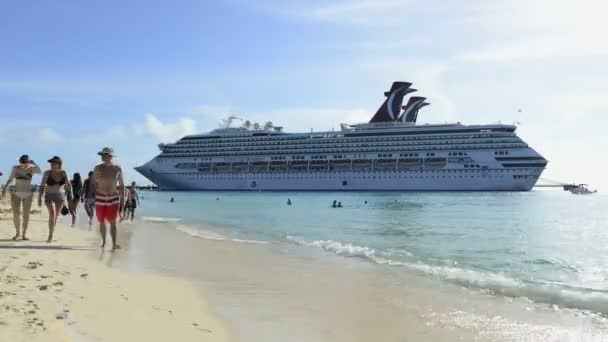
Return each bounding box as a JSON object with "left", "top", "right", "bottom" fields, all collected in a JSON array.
[{"left": 136, "top": 167, "right": 542, "bottom": 191}]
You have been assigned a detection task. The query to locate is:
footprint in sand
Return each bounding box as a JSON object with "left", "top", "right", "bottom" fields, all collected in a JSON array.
[{"left": 26, "top": 262, "right": 43, "bottom": 270}]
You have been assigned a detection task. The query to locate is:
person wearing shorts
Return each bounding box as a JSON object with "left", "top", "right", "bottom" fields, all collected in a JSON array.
[
  {"left": 92, "top": 147, "right": 124, "bottom": 250},
  {"left": 125, "top": 182, "right": 139, "bottom": 222}
]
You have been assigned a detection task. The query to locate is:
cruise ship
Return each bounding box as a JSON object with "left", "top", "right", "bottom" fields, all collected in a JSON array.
[{"left": 135, "top": 82, "right": 547, "bottom": 191}]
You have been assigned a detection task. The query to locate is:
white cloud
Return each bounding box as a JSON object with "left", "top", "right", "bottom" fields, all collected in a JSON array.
[
  {"left": 38, "top": 128, "right": 64, "bottom": 144},
  {"left": 459, "top": 0, "right": 608, "bottom": 62},
  {"left": 135, "top": 113, "right": 198, "bottom": 143}
]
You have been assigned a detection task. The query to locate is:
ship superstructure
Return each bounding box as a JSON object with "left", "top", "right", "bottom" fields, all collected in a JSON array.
[{"left": 135, "top": 82, "right": 547, "bottom": 191}]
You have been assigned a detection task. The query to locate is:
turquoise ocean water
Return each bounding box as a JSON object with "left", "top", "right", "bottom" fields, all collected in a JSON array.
[{"left": 137, "top": 190, "right": 608, "bottom": 315}]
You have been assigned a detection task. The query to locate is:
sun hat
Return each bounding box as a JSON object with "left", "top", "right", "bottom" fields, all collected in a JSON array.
[
  {"left": 47, "top": 156, "right": 62, "bottom": 164},
  {"left": 97, "top": 147, "right": 115, "bottom": 156}
]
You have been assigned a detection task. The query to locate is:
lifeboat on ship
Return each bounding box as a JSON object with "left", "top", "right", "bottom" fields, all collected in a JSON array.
[
  {"left": 375, "top": 159, "right": 396, "bottom": 170},
  {"left": 231, "top": 162, "right": 249, "bottom": 172},
  {"left": 288, "top": 161, "right": 308, "bottom": 171},
  {"left": 251, "top": 161, "right": 269, "bottom": 172},
  {"left": 424, "top": 158, "right": 447, "bottom": 168},
  {"left": 309, "top": 160, "right": 329, "bottom": 171},
  {"left": 352, "top": 159, "right": 372, "bottom": 171},
  {"left": 398, "top": 158, "right": 422, "bottom": 169},
  {"left": 329, "top": 160, "right": 351, "bottom": 170},
  {"left": 269, "top": 161, "right": 287, "bottom": 172},
  {"left": 212, "top": 162, "right": 231, "bottom": 172},
  {"left": 197, "top": 163, "right": 211, "bottom": 172}
]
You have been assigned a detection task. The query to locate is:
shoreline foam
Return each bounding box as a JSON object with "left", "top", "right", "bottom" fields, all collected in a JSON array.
[{"left": 286, "top": 235, "right": 608, "bottom": 315}]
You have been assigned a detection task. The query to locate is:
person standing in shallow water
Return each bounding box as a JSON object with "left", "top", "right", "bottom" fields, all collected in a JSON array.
[
  {"left": 0, "top": 155, "right": 41, "bottom": 240},
  {"left": 125, "top": 181, "right": 139, "bottom": 222},
  {"left": 93, "top": 147, "right": 125, "bottom": 250},
  {"left": 38, "top": 156, "right": 72, "bottom": 242},
  {"left": 68, "top": 173, "right": 82, "bottom": 227}
]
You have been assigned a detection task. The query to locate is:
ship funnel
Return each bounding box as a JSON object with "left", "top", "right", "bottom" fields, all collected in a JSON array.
[
  {"left": 369, "top": 82, "right": 415, "bottom": 123},
  {"left": 412, "top": 102, "right": 430, "bottom": 123},
  {"left": 399, "top": 96, "right": 427, "bottom": 123}
]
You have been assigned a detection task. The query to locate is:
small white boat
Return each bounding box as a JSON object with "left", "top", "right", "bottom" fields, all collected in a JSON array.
[{"left": 569, "top": 184, "right": 597, "bottom": 195}]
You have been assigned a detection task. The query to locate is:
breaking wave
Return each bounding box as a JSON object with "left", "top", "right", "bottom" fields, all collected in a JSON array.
[
  {"left": 287, "top": 236, "right": 608, "bottom": 314},
  {"left": 175, "top": 224, "right": 269, "bottom": 245},
  {"left": 141, "top": 216, "right": 182, "bottom": 223}
]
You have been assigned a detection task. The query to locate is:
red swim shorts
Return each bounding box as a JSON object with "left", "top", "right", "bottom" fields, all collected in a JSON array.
[{"left": 96, "top": 203, "right": 120, "bottom": 223}]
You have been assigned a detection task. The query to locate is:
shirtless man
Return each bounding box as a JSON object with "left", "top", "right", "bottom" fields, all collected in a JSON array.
[
  {"left": 1, "top": 155, "right": 41, "bottom": 240},
  {"left": 92, "top": 147, "right": 124, "bottom": 250},
  {"left": 125, "top": 181, "right": 139, "bottom": 222},
  {"left": 81, "top": 171, "right": 96, "bottom": 228}
]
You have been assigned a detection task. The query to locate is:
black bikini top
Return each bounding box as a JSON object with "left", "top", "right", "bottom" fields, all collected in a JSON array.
[
  {"left": 46, "top": 172, "right": 67, "bottom": 186},
  {"left": 14, "top": 167, "right": 33, "bottom": 181}
]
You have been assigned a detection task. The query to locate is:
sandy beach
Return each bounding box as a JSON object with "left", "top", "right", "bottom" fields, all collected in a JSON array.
[{"left": 0, "top": 198, "right": 228, "bottom": 342}]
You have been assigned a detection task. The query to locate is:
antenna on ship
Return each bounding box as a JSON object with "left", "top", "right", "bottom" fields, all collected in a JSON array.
[{"left": 221, "top": 115, "right": 242, "bottom": 128}]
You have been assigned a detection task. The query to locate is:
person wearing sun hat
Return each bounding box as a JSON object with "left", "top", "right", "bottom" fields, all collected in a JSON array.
[
  {"left": 1, "top": 154, "right": 41, "bottom": 240},
  {"left": 92, "top": 147, "right": 125, "bottom": 250},
  {"left": 38, "top": 155, "right": 72, "bottom": 242}
]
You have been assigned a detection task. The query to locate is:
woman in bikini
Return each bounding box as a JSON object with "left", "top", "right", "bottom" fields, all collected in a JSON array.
[
  {"left": 38, "top": 156, "right": 72, "bottom": 242},
  {"left": 1, "top": 155, "right": 41, "bottom": 240},
  {"left": 69, "top": 173, "right": 82, "bottom": 227}
]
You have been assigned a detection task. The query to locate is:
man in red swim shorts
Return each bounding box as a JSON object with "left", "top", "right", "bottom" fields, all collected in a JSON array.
[{"left": 92, "top": 147, "right": 125, "bottom": 250}]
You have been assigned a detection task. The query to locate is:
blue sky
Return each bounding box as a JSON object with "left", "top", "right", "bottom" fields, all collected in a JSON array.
[{"left": 1, "top": 0, "right": 606, "bottom": 188}]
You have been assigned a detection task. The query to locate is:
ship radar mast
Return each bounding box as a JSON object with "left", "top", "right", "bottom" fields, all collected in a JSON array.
[{"left": 220, "top": 116, "right": 243, "bottom": 128}]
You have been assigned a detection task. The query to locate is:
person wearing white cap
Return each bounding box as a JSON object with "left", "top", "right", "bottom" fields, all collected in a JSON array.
[{"left": 92, "top": 147, "right": 125, "bottom": 250}]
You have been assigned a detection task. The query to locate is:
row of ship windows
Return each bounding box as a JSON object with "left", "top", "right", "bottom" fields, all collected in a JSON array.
[
  {"left": 186, "top": 176, "right": 508, "bottom": 180},
  {"left": 159, "top": 145, "right": 527, "bottom": 158},
  {"left": 376, "top": 153, "right": 433, "bottom": 157},
  {"left": 176, "top": 133, "right": 515, "bottom": 146},
  {"left": 168, "top": 138, "right": 521, "bottom": 151},
  {"left": 172, "top": 169, "right": 535, "bottom": 176},
  {"left": 183, "top": 174, "right": 539, "bottom": 181}
]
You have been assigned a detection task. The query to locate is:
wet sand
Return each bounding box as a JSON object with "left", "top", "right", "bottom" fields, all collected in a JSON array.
[
  {"left": 111, "top": 220, "right": 608, "bottom": 342},
  {"left": 0, "top": 199, "right": 228, "bottom": 342}
]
